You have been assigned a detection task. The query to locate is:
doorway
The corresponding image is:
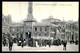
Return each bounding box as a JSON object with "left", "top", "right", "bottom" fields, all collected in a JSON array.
[
  {"left": 72, "top": 34, "right": 74, "bottom": 41},
  {"left": 25, "top": 32, "right": 31, "bottom": 39},
  {"left": 25, "top": 32, "right": 28, "bottom": 39}
]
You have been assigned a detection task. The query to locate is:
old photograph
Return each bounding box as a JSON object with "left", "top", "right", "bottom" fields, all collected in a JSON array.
[{"left": 2, "top": 1, "right": 79, "bottom": 52}]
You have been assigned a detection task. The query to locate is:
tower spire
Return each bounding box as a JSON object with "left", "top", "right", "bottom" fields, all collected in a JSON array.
[{"left": 27, "top": 2, "right": 33, "bottom": 20}]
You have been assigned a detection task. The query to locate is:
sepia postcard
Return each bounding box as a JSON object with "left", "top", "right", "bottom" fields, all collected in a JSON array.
[{"left": 2, "top": 1, "right": 79, "bottom": 52}]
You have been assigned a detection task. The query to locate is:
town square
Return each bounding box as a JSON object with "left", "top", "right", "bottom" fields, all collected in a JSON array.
[{"left": 2, "top": 2, "right": 79, "bottom": 52}]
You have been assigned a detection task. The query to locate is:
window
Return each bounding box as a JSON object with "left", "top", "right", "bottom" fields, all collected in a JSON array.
[
  {"left": 61, "top": 29, "right": 65, "bottom": 32},
  {"left": 21, "top": 34, "right": 22, "bottom": 36},
  {"left": 45, "top": 33, "right": 48, "bottom": 36},
  {"left": 10, "top": 29, "right": 11, "bottom": 32},
  {"left": 26, "top": 23, "right": 29, "bottom": 25},
  {"left": 40, "top": 27, "right": 42, "bottom": 31},
  {"left": 36, "top": 33, "right": 37, "bottom": 36},
  {"left": 21, "top": 29, "right": 23, "bottom": 31},
  {"left": 13, "top": 29, "right": 14, "bottom": 31},
  {"left": 61, "top": 34, "right": 65, "bottom": 39},
  {"left": 39, "top": 34, "right": 41, "bottom": 36},
  {"left": 45, "top": 27, "right": 47, "bottom": 31},
  {"left": 45, "top": 34, "right": 46, "bottom": 36},
  {"left": 20, "top": 34, "right": 22, "bottom": 38},
  {"left": 35, "top": 27, "right": 37, "bottom": 31},
  {"left": 12, "top": 34, "right": 14, "bottom": 36},
  {"left": 51, "top": 28, "right": 54, "bottom": 31},
  {"left": 17, "top": 29, "right": 18, "bottom": 32}
]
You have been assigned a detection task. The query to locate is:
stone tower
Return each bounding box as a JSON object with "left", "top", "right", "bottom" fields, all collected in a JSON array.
[
  {"left": 27, "top": 2, "right": 33, "bottom": 20},
  {"left": 23, "top": 2, "right": 36, "bottom": 40}
]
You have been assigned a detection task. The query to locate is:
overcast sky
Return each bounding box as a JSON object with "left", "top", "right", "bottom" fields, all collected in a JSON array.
[{"left": 2, "top": 2, "right": 79, "bottom": 23}]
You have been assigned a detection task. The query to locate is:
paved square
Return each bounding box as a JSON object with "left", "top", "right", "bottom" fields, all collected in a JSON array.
[{"left": 2, "top": 43, "right": 79, "bottom": 52}]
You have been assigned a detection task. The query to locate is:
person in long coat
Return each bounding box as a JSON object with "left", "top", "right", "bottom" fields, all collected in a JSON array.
[
  {"left": 21, "top": 38, "right": 24, "bottom": 48},
  {"left": 63, "top": 40, "right": 67, "bottom": 50},
  {"left": 9, "top": 37, "right": 13, "bottom": 51},
  {"left": 3, "top": 38, "right": 6, "bottom": 46},
  {"left": 39, "top": 38, "right": 42, "bottom": 47},
  {"left": 28, "top": 32, "right": 31, "bottom": 38}
]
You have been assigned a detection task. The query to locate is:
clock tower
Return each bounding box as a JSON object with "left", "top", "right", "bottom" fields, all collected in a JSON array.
[{"left": 23, "top": 2, "right": 36, "bottom": 40}]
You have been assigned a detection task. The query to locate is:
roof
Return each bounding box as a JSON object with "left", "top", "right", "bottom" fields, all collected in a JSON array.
[
  {"left": 10, "top": 23, "right": 24, "bottom": 27},
  {"left": 33, "top": 22, "right": 51, "bottom": 26},
  {"left": 42, "top": 18, "right": 61, "bottom": 22},
  {"left": 33, "top": 22, "right": 58, "bottom": 27},
  {"left": 24, "top": 18, "right": 37, "bottom": 22},
  {"left": 50, "top": 24, "right": 58, "bottom": 27}
]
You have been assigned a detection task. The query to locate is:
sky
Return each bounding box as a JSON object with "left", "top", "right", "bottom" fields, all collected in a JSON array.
[{"left": 2, "top": 2, "right": 79, "bottom": 23}]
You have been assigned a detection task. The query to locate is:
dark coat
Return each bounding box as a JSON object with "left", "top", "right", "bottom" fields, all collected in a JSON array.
[
  {"left": 63, "top": 41, "right": 67, "bottom": 47},
  {"left": 9, "top": 41, "right": 13, "bottom": 46},
  {"left": 9, "top": 38, "right": 13, "bottom": 47},
  {"left": 29, "top": 32, "right": 31, "bottom": 38}
]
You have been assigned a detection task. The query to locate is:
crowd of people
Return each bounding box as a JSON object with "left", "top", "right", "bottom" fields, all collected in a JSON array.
[
  {"left": 2, "top": 33, "right": 78, "bottom": 51},
  {"left": 2, "top": 37, "right": 68, "bottom": 51},
  {"left": 2, "top": 34, "right": 13, "bottom": 51}
]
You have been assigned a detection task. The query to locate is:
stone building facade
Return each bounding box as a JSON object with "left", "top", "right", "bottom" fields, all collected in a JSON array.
[
  {"left": 2, "top": 2, "right": 79, "bottom": 44},
  {"left": 2, "top": 14, "right": 12, "bottom": 37}
]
